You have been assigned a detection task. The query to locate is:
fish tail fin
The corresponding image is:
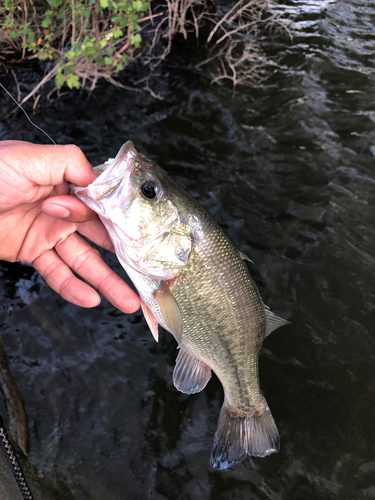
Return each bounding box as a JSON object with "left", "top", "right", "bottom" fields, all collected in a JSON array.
[{"left": 210, "top": 402, "right": 279, "bottom": 470}]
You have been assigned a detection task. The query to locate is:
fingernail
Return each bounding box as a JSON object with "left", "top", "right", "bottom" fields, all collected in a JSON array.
[{"left": 42, "top": 203, "right": 71, "bottom": 219}]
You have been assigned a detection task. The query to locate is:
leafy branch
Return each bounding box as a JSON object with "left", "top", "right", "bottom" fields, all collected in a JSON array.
[{"left": 0, "top": 0, "right": 286, "bottom": 104}]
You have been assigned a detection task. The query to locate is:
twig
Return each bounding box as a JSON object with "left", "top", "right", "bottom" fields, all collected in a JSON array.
[
  {"left": 206, "top": 0, "right": 242, "bottom": 44},
  {"left": 11, "top": 69, "right": 21, "bottom": 102},
  {"left": 19, "top": 65, "right": 59, "bottom": 106},
  {"left": 71, "top": 0, "right": 75, "bottom": 44},
  {"left": 137, "top": 12, "right": 164, "bottom": 23}
]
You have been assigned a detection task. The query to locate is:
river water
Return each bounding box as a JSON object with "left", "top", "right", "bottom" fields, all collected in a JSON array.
[{"left": 0, "top": 0, "right": 374, "bottom": 498}]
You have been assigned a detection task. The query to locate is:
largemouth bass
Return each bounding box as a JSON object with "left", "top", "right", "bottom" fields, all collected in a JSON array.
[{"left": 72, "top": 141, "right": 288, "bottom": 469}]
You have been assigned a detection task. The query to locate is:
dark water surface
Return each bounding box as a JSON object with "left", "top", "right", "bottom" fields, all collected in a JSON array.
[{"left": 1, "top": 0, "right": 375, "bottom": 498}]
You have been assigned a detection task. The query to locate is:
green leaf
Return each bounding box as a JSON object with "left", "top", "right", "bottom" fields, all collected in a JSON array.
[
  {"left": 113, "top": 28, "right": 123, "bottom": 39},
  {"left": 100, "top": 0, "right": 109, "bottom": 8},
  {"left": 55, "top": 72, "right": 65, "bottom": 89},
  {"left": 41, "top": 18, "right": 51, "bottom": 28},
  {"left": 104, "top": 56, "right": 112, "bottom": 65},
  {"left": 132, "top": 0, "right": 143, "bottom": 11},
  {"left": 27, "top": 31, "right": 35, "bottom": 43},
  {"left": 38, "top": 52, "right": 54, "bottom": 61},
  {"left": 66, "top": 49, "right": 76, "bottom": 60},
  {"left": 66, "top": 74, "right": 80, "bottom": 89},
  {"left": 130, "top": 33, "right": 141, "bottom": 47}
]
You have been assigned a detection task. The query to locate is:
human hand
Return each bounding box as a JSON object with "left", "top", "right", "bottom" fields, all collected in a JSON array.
[{"left": 0, "top": 140, "right": 140, "bottom": 313}]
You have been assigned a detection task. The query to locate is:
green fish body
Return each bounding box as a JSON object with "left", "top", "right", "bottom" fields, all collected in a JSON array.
[{"left": 72, "top": 141, "right": 288, "bottom": 469}]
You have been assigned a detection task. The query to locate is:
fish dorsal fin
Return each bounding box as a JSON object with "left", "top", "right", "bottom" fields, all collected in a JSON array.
[
  {"left": 264, "top": 307, "right": 290, "bottom": 338},
  {"left": 154, "top": 283, "right": 183, "bottom": 343},
  {"left": 140, "top": 299, "right": 159, "bottom": 342},
  {"left": 173, "top": 347, "right": 212, "bottom": 394}
]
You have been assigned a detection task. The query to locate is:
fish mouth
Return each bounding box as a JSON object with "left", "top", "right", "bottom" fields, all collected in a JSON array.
[
  {"left": 89, "top": 141, "right": 137, "bottom": 201},
  {"left": 70, "top": 141, "right": 137, "bottom": 199}
]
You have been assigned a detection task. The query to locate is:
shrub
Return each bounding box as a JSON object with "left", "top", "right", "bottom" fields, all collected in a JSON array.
[
  {"left": 0, "top": 0, "right": 284, "bottom": 104},
  {"left": 0, "top": 0, "right": 150, "bottom": 92}
]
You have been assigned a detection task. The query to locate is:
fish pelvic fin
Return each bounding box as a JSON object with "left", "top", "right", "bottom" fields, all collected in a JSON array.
[
  {"left": 210, "top": 402, "right": 279, "bottom": 470},
  {"left": 140, "top": 299, "right": 159, "bottom": 342},
  {"left": 173, "top": 346, "right": 212, "bottom": 394}
]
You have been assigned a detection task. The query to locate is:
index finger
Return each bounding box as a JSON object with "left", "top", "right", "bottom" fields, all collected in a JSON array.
[{"left": 55, "top": 231, "right": 140, "bottom": 313}]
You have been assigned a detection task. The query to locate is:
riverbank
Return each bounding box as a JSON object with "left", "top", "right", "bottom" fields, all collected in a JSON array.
[{"left": 0, "top": 0, "right": 283, "bottom": 105}]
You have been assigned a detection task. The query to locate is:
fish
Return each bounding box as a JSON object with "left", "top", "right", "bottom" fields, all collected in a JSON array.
[{"left": 71, "top": 141, "right": 289, "bottom": 469}]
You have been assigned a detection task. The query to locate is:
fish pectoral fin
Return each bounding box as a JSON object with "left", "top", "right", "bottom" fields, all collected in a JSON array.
[
  {"left": 173, "top": 346, "right": 212, "bottom": 394},
  {"left": 264, "top": 308, "right": 290, "bottom": 338},
  {"left": 140, "top": 300, "right": 159, "bottom": 342},
  {"left": 154, "top": 283, "right": 183, "bottom": 343}
]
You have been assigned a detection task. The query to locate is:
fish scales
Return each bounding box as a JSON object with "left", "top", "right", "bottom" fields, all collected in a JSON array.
[
  {"left": 71, "top": 141, "right": 289, "bottom": 470},
  {"left": 171, "top": 207, "right": 266, "bottom": 411}
]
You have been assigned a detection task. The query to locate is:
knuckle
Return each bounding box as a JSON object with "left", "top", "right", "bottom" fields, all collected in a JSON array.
[{"left": 64, "top": 144, "right": 85, "bottom": 161}]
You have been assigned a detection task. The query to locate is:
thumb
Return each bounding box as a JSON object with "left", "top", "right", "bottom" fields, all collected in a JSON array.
[
  {"left": 42, "top": 195, "right": 98, "bottom": 223},
  {"left": 60, "top": 144, "right": 97, "bottom": 186}
]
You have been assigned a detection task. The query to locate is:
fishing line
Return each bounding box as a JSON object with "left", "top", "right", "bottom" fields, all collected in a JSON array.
[
  {"left": 0, "top": 415, "right": 34, "bottom": 500},
  {"left": 0, "top": 83, "right": 56, "bottom": 145}
]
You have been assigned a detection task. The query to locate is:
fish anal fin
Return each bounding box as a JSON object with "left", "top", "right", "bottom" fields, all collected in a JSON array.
[
  {"left": 140, "top": 300, "right": 159, "bottom": 342},
  {"left": 211, "top": 402, "right": 279, "bottom": 470},
  {"left": 264, "top": 308, "right": 290, "bottom": 338},
  {"left": 173, "top": 347, "right": 212, "bottom": 394},
  {"left": 154, "top": 283, "right": 183, "bottom": 343}
]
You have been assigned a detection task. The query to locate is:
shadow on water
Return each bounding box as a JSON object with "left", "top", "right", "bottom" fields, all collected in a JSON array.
[{"left": 1, "top": 0, "right": 375, "bottom": 498}]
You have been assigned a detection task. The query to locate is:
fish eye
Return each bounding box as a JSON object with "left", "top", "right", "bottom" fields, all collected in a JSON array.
[{"left": 140, "top": 180, "right": 157, "bottom": 200}]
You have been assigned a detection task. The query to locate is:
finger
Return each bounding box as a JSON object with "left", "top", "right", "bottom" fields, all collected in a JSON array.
[
  {"left": 77, "top": 219, "right": 115, "bottom": 252},
  {"left": 42, "top": 195, "right": 98, "bottom": 223},
  {"left": 62, "top": 144, "right": 98, "bottom": 186},
  {"left": 55, "top": 232, "right": 140, "bottom": 313},
  {"left": 8, "top": 142, "right": 97, "bottom": 188},
  {"left": 54, "top": 182, "right": 70, "bottom": 196},
  {"left": 33, "top": 248, "right": 102, "bottom": 308}
]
